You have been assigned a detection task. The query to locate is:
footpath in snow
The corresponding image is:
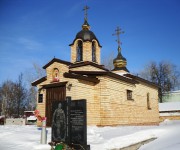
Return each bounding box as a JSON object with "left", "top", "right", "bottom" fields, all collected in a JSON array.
[{"left": 0, "top": 120, "right": 180, "bottom": 150}]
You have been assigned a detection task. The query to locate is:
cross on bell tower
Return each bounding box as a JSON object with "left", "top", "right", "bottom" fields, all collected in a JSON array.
[
  {"left": 83, "top": 5, "right": 89, "bottom": 21},
  {"left": 112, "top": 26, "right": 124, "bottom": 52},
  {"left": 82, "top": 5, "right": 90, "bottom": 30}
]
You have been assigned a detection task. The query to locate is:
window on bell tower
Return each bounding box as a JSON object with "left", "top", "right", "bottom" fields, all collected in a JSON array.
[
  {"left": 76, "top": 40, "right": 83, "bottom": 62},
  {"left": 92, "top": 41, "right": 96, "bottom": 62}
]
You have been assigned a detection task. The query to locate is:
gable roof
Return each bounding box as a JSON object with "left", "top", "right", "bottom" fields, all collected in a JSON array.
[
  {"left": 69, "top": 70, "right": 137, "bottom": 85},
  {"left": 69, "top": 61, "right": 109, "bottom": 71},
  {"left": 124, "top": 73, "right": 159, "bottom": 89},
  {"left": 43, "top": 58, "right": 72, "bottom": 69},
  {"left": 107, "top": 72, "right": 138, "bottom": 84},
  {"left": 31, "top": 76, "right": 47, "bottom": 86},
  {"left": 68, "top": 71, "right": 159, "bottom": 88}
]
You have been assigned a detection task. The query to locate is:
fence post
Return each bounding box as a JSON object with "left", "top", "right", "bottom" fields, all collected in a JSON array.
[{"left": 41, "top": 119, "right": 47, "bottom": 144}]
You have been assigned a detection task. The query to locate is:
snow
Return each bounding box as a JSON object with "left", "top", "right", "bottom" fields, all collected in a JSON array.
[
  {"left": 163, "top": 90, "right": 180, "bottom": 94},
  {"left": 27, "top": 116, "right": 37, "bottom": 121},
  {"left": 160, "top": 112, "right": 180, "bottom": 116},
  {"left": 114, "top": 72, "right": 128, "bottom": 76},
  {"left": 0, "top": 120, "right": 180, "bottom": 150},
  {"left": 140, "top": 120, "right": 180, "bottom": 150},
  {"left": 0, "top": 115, "right": 5, "bottom": 119},
  {"left": 159, "top": 102, "right": 180, "bottom": 111},
  {"left": 0, "top": 125, "right": 51, "bottom": 150}
]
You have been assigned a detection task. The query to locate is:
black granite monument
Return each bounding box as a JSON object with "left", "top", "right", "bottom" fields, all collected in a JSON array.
[
  {"left": 70, "top": 99, "right": 88, "bottom": 149},
  {"left": 51, "top": 97, "right": 90, "bottom": 150}
]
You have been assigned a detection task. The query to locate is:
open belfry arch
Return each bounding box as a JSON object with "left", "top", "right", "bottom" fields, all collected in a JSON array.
[{"left": 32, "top": 6, "right": 159, "bottom": 127}]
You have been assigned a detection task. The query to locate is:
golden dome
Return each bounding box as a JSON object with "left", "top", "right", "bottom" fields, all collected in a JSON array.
[{"left": 113, "top": 46, "right": 129, "bottom": 72}]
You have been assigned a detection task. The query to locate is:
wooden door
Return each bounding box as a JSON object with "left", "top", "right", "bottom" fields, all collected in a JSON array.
[{"left": 46, "top": 86, "right": 66, "bottom": 126}]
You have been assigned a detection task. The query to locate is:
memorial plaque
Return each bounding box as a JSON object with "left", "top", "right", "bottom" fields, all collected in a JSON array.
[
  {"left": 70, "top": 100, "right": 87, "bottom": 147},
  {"left": 51, "top": 101, "right": 67, "bottom": 142}
]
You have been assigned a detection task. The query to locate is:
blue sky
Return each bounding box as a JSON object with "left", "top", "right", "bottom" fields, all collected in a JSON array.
[{"left": 0, "top": 0, "right": 180, "bottom": 84}]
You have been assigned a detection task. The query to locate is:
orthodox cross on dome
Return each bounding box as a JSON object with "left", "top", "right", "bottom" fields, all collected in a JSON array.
[
  {"left": 83, "top": 5, "right": 90, "bottom": 21},
  {"left": 112, "top": 26, "right": 124, "bottom": 52}
]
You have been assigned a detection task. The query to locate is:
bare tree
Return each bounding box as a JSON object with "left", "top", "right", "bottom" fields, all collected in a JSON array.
[
  {"left": 24, "top": 62, "right": 45, "bottom": 86},
  {"left": 26, "top": 86, "right": 37, "bottom": 110},
  {"left": 102, "top": 51, "right": 115, "bottom": 70},
  {"left": 32, "top": 62, "right": 46, "bottom": 78},
  {"left": 0, "top": 62, "right": 45, "bottom": 117},
  {"left": 0, "top": 80, "right": 17, "bottom": 117},
  {"left": 14, "top": 73, "right": 27, "bottom": 117},
  {"left": 23, "top": 62, "right": 45, "bottom": 111},
  {"left": 0, "top": 73, "right": 28, "bottom": 118},
  {"left": 139, "top": 61, "right": 180, "bottom": 103}
]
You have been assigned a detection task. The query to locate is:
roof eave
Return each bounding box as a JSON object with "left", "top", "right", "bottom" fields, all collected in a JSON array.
[
  {"left": 69, "top": 61, "right": 109, "bottom": 71},
  {"left": 43, "top": 58, "right": 72, "bottom": 69},
  {"left": 124, "top": 74, "right": 160, "bottom": 89},
  {"left": 69, "top": 38, "right": 102, "bottom": 47},
  {"left": 31, "top": 76, "right": 47, "bottom": 86}
]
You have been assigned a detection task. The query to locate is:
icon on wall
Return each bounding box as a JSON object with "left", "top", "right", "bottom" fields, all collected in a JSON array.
[{"left": 52, "top": 68, "right": 60, "bottom": 82}]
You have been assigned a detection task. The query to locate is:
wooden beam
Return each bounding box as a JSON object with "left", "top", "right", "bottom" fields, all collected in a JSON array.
[{"left": 64, "top": 72, "right": 100, "bottom": 84}]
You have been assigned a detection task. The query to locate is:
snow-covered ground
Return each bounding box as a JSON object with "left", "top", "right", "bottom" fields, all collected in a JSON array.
[
  {"left": 159, "top": 102, "right": 180, "bottom": 111},
  {"left": 0, "top": 120, "right": 180, "bottom": 150}
]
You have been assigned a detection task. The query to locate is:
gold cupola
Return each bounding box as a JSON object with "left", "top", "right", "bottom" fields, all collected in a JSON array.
[
  {"left": 113, "top": 46, "right": 129, "bottom": 72},
  {"left": 112, "top": 27, "right": 129, "bottom": 73}
]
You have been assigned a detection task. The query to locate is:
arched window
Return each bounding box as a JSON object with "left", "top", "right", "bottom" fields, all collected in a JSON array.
[
  {"left": 92, "top": 41, "right": 96, "bottom": 62},
  {"left": 76, "top": 40, "right": 83, "bottom": 62}
]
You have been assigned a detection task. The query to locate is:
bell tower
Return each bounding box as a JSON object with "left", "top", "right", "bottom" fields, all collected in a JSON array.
[
  {"left": 69, "top": 6, "right": 102, "bottom": 64},
  {"left": 112, "top": 26, "right": 129, "bottom": 73}
]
